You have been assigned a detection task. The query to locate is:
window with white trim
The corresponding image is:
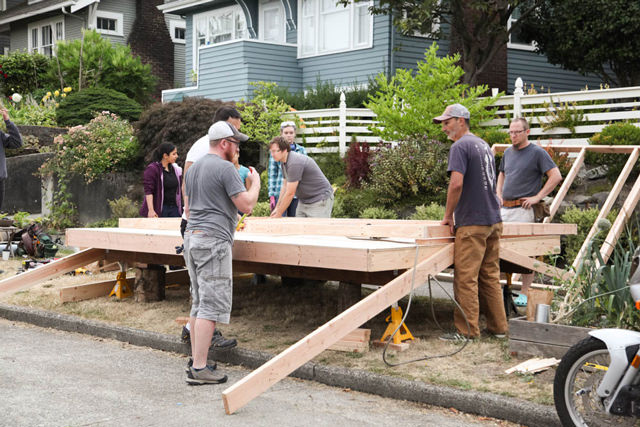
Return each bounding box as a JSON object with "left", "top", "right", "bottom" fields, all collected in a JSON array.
[
  {"left": 94, "top": 11, "right": 124, "bottom": 37},
  {"left": 508, "top": 8, "right": 535, "bottom": 51},
  {"left": 299, "top": 0, "right": 372, "bottom": 58},
  {"left": 170, "top": 19, "right": 186, "bottom": 44},
  {"left": 28, "top": 18, "right": 64, "bottom": 57},
  {"left": 193, "top": 6, "right": 247, "bottom": 69},
  {"left": 259, "top": 0, "right": 285, "bottom": 43}
]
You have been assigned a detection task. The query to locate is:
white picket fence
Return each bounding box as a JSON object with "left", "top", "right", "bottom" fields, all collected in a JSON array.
[{"left": 292, "top": 78, "right": 640, "bottom": 156}]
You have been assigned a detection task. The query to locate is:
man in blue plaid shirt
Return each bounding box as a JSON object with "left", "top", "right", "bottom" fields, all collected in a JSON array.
[{"left": 268, "top": 121, "right": 307, "bottom": 216}]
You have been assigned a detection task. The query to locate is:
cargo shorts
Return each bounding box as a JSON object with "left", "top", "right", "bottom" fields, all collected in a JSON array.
[{"left": 183, "top": 231, "right": 233, "bottom": 324}]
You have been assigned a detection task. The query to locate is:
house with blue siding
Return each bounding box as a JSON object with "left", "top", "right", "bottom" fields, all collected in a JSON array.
[
  {"left": 156, "top": 0, "right": 604, "bottom": 103},
  {"left": 0, "top": 0, "right": 184, "bottom": 92}
]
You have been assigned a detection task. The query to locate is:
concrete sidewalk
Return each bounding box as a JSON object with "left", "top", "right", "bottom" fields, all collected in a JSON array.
[{"left": 0, "top": 303, "right": 560, "bottom": 427}]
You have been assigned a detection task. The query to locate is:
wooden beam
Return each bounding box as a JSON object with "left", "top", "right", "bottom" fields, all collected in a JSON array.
[
  {"left": 545, "top": 147, "right": 586, "bottom": 223},
  {"left": 500, "top": 247, "right": 573, "bottom": 281},
  {"left": 500, "top": 236, "right": 560, "bottom": 256},
  {"left": 600, "top": 172, "right": 640, "bottom": 263},
  {"left": 572, "top": 147, "right": 639, "bottom": 269},
  {"left": 103, "top": 250, "right": 184, "bottom": 267},
  {"left": 59, "top": 269, "right": 190, "bottom": 303},
  {"left": 221, "top": 243, "right": 454, "bottom": 414},
  {"left": 0, "top": 248, "right": 106, "bottom": 295},
  {"left": 232, "top": 261, "right": 401, "bottom": 286},
  {"left": 114, "top": 218, "right": 576, "bottom": 238},
  {"left": 493, "top": 144, "right": 640, "bottom": 154}
]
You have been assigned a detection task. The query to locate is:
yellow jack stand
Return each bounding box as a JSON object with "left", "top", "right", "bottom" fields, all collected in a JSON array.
[
  {"left": 109, "top": 271, "right": 132, "bottom": 299},
  {"left": 380, "top": 304, "right": 415, "bottom": 344}
]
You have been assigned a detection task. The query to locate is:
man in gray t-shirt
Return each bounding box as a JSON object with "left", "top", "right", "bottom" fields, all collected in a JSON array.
[
  {"left": 183, "top": 121, "right": 260, "bottom": 385},
  {"left": 434, "top": 103, "right": 506, "bottom": 340},
  {"left": 269, "top": 136, "right": 334, "bottom": 218},
  {"left": 497, "top": 117, "right": 562, "bottom": 298}
]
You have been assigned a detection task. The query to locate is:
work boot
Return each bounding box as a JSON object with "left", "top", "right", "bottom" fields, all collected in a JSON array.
[{"left": 186, "top": 365, "right": 227, "bottom": 385}]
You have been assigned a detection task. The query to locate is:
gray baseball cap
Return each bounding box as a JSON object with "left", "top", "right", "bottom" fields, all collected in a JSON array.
[
  {"left": 208, "top": 121, "right": 249, "bottom": 142},
  {"left": 433, "top": 103, "right": 470, "bottom": 124}
]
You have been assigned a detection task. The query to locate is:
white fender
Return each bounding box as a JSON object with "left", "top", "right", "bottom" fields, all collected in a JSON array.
[{"left": 588, "top": 329, "right": 640, "bottom": 398}]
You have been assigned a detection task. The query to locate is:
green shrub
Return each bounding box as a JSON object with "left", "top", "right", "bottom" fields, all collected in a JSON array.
[
  {"left": 332, "top": 187, "right": 378, "bottom": 218},
  {"left": 136, "top": 97, "right": 231, "bottom": 165},
  {"left": 559, "top": 205, "right": 618, "bottom": 264},
  {"left": 243, "top": 82, "right": 298, "bottom": 146},
  {"left": 0, "top": 51, "right": 52, "bottom": 98},
  {"left": 49, "top": 30, "right": 156, "bottom": 105},
  {"left": 366, "top": 137, "right": 449, "bottom": 208},
  {"left": 258, "top": 169, "right": 269, "bottom": 202},
  {"left": 42, "top": 111, "right": 140, "bottom": 183},
  {"left": 410, "top": 203, "right": 445, "bottom": 220},
  {"left": 360, "top": 207, "right": 397, "bottom": 219},
  {"left": 108, "top": 196, "right": 140, "bottom": 220},
  {"left": 251, "top": 201, "right": 271, "bottom": 217},
  {"left": 310, "top": 152, "right": 345, "bottom": 185},
  {"left": 252, "top": 77, "right": 380, "bottom": 109},
  {"left": 588, "top": 123, "right": 640, "bottom": 180},
  {"left": 56, "top": 87, "right": 142, "bottom": 126},
  {"left": 366, "top": 42, "right": 499, "bottom": 142},
  {"left": 1, "top": 93, "right": 57, "bottom": 126},
  {"left": 476, "top": 128, "right": 510, "bottom": 146}
]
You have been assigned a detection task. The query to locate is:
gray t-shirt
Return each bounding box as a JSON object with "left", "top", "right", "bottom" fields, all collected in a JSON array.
[
  {"left": 185, "top": 153, "right": 245, "bottom": 243},
  {"left": 499, "top": 143, "right": 557, "bottom": 200},
  {"left": 447, "top": 134, "right": 501, "bottom": 228},
  {"left": 282, "top": 151, "right": 333, "bottom": 204}
]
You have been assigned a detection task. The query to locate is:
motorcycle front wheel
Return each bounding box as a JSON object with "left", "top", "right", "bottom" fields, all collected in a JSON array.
[{"left": 554, "top": 336, "right": 637, "bottom": 426}]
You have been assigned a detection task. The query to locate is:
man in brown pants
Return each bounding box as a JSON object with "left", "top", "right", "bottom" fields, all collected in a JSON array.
[{"left": 434, "top": 104, "right": 507, "bottom": 341}]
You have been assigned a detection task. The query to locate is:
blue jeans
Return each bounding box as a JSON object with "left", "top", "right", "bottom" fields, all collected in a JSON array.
[
  {"left": 273, "top": 196, "right": 299, "bottom": 217},
  {"left": 161, "top": 205, "right": 181, "bottom": 218}
]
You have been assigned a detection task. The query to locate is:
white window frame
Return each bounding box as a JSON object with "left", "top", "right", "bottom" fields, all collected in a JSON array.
[
  {"left": 27, "top": 17, "right": 64, "bottom": 56},
  {"left": 170, "top": 19, "right": 186, "bottom": 44},
  {"left": 94, "top": 10, "right": 124, "bottom": 37},
  {"left": 0, "top": 0, "right": 6, "bottom": 12},
  {"left": 192, "top": 5, "right": 248, "bottom": 71},
  {"left": 507, "top": 10, "right": 535, "bottom": 51},
  {"left": 298, "top": 0, "right": 373, "bottom": 59},
  {"left": 259, "top": 0, "right": 286, "bottom": 43}
]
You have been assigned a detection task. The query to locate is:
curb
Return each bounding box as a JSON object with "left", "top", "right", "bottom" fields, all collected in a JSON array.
[{"left": 0, "top": 303, "right": 560, "bottom": 427}]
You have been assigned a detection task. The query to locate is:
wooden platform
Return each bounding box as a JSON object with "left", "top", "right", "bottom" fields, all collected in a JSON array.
[{"left": 0, "top": 217, "right": 576, "bottom": 414}]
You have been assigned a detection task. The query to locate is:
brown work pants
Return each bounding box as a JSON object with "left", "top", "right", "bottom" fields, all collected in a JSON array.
[{"left": 453, "top": 223, "right": 507, "bottom": 338}]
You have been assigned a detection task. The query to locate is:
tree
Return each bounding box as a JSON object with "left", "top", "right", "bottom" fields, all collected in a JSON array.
[
  {"left": 48, "top": 29, "right": 156, "bottom": 105},
  {"left": 341, "top": 0, "right": 542, "bottom": 86},
  {"left": 518, "top": 0, "right": 640, "bottom": 87}
]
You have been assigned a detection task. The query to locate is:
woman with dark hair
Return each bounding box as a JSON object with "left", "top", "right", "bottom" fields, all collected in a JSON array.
[{"left": 140, "top": 142, "right": 183, "bottom": 218}]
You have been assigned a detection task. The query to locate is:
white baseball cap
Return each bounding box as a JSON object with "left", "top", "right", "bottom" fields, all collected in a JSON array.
[{"left": 208, "top": 121, "right": 249, "bottom": 142}]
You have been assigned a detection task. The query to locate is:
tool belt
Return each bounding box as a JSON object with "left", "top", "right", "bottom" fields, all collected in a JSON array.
[{"left": 502, "top": 199, "right": 523, "bottom": 208}]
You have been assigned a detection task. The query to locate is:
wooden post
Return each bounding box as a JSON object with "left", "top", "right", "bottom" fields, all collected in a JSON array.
[
  {"left": 513, "top": 77, "right": 523, "bottom": 118},
  {"left": 544, "top": 147, "right": 586, "bottom": 223},
  {"left": 600, "top": 172, "right": 640, "bottom": 263},
  {"left": 134, "top": 265, "right": 166, "bottom": 302},
  {"left": 338, "top": 91, "right": 347, "bottom": 158},
  {"left": 221, "top": 243, "right": 454, "bottom": 415}
]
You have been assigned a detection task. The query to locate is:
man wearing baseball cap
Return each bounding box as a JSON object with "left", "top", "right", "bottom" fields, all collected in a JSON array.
[
  {"left": 182, "top": 120, "right": 259, "bottom": 384},
  {"left": 434, "top": 103, "right": 507, "bottom": 341}
]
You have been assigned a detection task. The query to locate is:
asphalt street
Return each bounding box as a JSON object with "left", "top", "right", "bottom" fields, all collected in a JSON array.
[{"left": 0, "top": 319, "right": 504, "bottom": 427}]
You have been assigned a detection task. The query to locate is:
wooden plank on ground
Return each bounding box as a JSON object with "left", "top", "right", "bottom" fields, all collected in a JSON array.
[
  {"left": 572, "top": 147, "right": 639, "bottom": 269},
  {"left": 0, "top": 248, "right": 106, "bottom": 295},
  {"left": 545, "top": 147, "right": 586, "bottom": 223},
  {"left": 221, "top": 243, "right": 454, "bottom": 415},
  {"left": 59, "top": 269, "right": 190, "bottom": 302},
  {"left": 500, "top": 247, "right": 573, "bottom": 280}
]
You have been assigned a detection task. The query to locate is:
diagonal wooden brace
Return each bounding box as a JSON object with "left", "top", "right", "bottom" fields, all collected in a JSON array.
[
  {"left": 500, "top": 247, "right": 573, "bottom": 281},
  {"left": 221, "top": 243, "right": 454, "bottom": 415},
  {"left": 0, "top": 248, "right": 106, "bottom": 295}
]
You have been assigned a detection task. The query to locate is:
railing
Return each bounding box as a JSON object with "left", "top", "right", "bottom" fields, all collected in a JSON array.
[{"left": 291, "top": 79, "right": 640, "bottom": 156}]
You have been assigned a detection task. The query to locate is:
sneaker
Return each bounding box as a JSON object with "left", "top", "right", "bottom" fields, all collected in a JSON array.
[
  {"left": 186, "top": 365, "right": 228, "bottom": 385},
  {"left": 180, "top": 327, "right": 237, "bottom": 349},
  {"left": 185, "top": 357, "right": 217, "bottom": 374},
  {"left": 212, "top": 329, "right": 237, "bottom": 349},
  {"left": 482, "top": 330, "right": 507, "bottom": 339},
  {"left": 439, "top": 332, "right": 472, "bottom": 342},
  {"left": 514, "top": 293, "right": 528, "bottom": 307}
]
